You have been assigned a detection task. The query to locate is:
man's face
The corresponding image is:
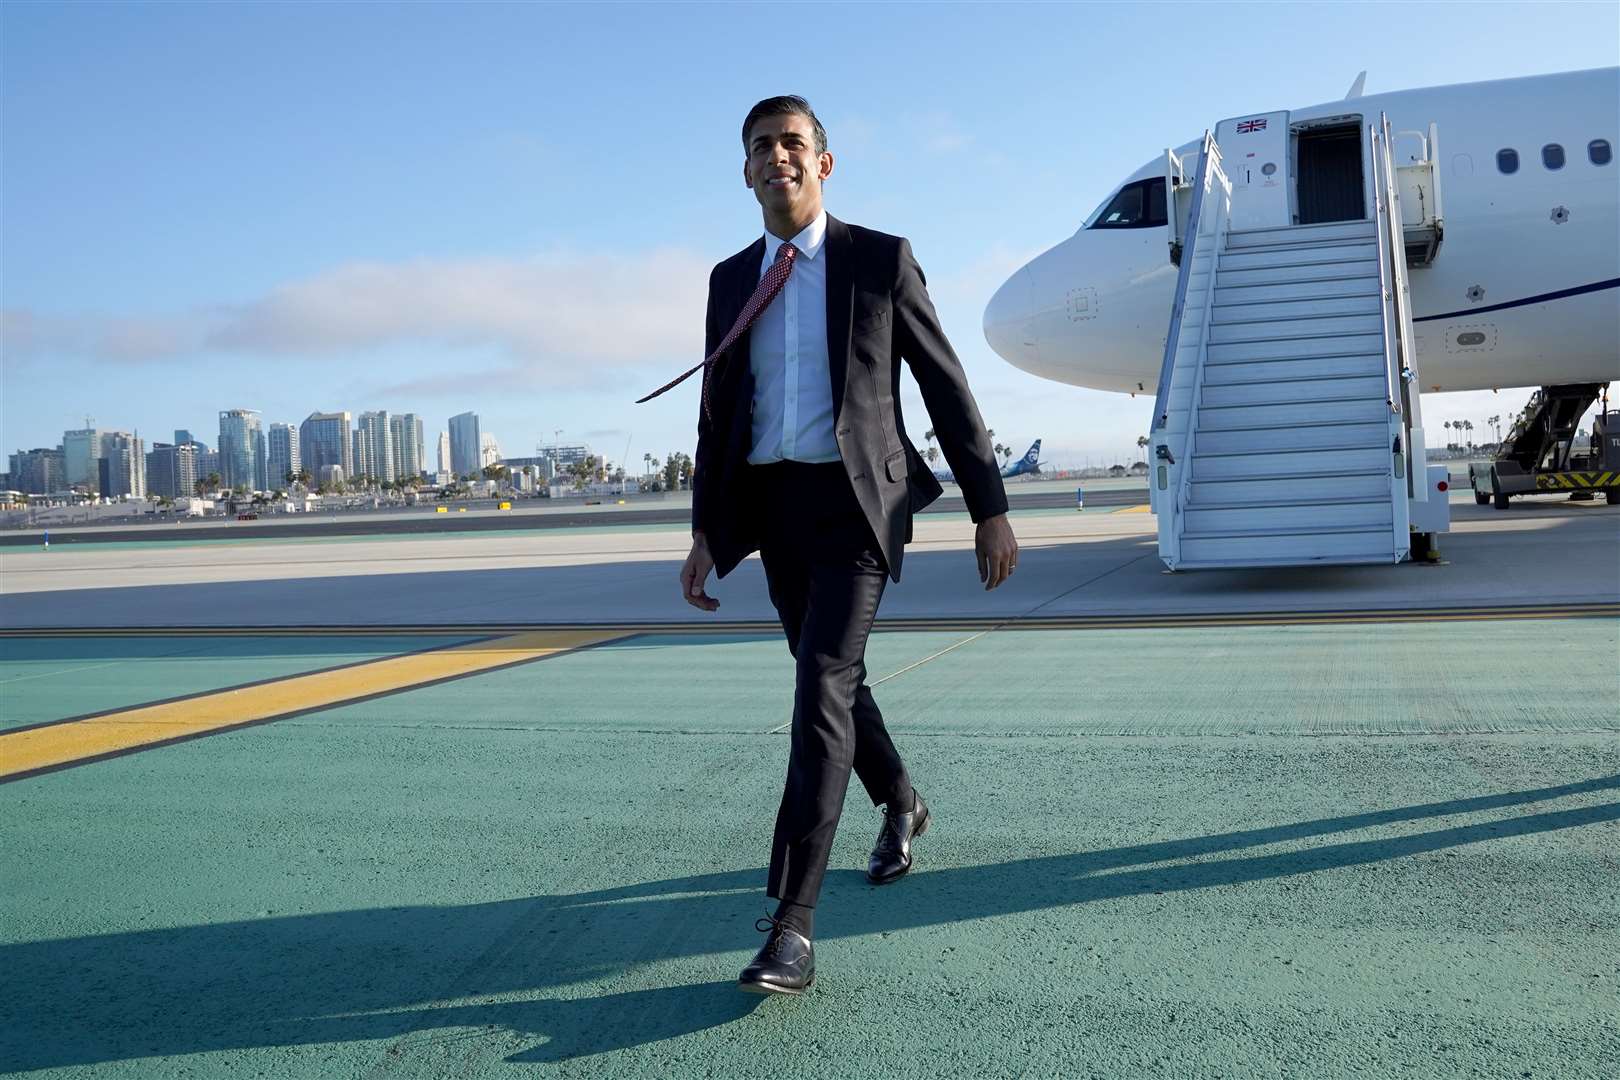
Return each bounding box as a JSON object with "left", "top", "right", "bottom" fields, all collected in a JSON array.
[{"left": 744, "top": 113, "right": 834, "bottom": 223}]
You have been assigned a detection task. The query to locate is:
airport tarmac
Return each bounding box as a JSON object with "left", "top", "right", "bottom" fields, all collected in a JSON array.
[
  {"left": 0, "top": 478, "right": 1148, "bottom": 547},
  {"left": 2, "top": 495, "right": 1616, "bottom": 1078}
]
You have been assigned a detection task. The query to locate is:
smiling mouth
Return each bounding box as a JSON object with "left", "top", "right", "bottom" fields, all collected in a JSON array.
[{"left": 767, "top": 175, "right": 797, "bottom": 188}]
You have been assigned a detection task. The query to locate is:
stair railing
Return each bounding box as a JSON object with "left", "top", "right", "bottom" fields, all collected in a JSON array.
[
  {"left": 1370, "top": 113, "right": 1419, "bottom": 560},
  {"left": 1149, "top": 132, "right": 1228, "bottom": 566}
]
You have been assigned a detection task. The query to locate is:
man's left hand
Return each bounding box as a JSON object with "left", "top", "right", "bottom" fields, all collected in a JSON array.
[{"left": 975, "top": 513, "right": 1019, "bottom": 591}]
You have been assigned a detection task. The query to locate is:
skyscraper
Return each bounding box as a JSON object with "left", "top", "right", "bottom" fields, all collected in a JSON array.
[
  {"left": 299, "top": 411, "right": 352, "bottom": 484},
  {"left": 8, "top": 448, "right": 65, "bottom": 494},
  {"left": 267, "top": 423, "right": 301, "bottom": 487},
  {"left": 437, "top": 431, "right": 451, "bottom": 477},
  {"left": 62, "top": 428, "right": 103, "bottom": 489},
  {"left": 99, "top": 431, "right": 146, "bottom": 499},
  {"left": 145, "top": 442, "right": 198, "bottom": 500},
  {"left": 218, "top": 409, "right": 265, "bottom": 492},
  {"left": 355, "top": 411, "right": 396, "bottom": 483},
  {"left": 390, "top": 413, "right": 425, "bottom": 482},
  {"left": 174, "top": 429, "right": 195, "bottom": 446},
  {"left": 449, "top": 412, "right": 481, "bottom": 479}
]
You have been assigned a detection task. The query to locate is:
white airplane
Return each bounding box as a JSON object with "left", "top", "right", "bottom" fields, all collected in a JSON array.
[{"left": 983, "top": 67, "right": 1619, "bottom": 398}]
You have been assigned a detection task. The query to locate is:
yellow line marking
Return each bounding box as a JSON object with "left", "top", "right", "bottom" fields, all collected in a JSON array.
[
  {"left": 1112, "top": 504, "right": 1152, "bottom": 513},
  {"left": 0, "top": 630, "right": 624, "bottom": 781}
]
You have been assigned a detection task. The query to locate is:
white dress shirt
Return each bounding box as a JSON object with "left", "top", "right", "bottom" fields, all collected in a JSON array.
[{"left": 747, "top": 211, "right": 840, "bottom": 464}]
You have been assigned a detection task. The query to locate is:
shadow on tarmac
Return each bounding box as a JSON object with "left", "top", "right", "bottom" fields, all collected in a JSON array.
[{"left": 4, "top": 775, "right": 1616, "bottom": 1070}]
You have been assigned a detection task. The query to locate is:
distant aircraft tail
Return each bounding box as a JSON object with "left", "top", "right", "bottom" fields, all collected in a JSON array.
[{"left": 1002, "top": 439, "right": 1042, "bottom": 477}]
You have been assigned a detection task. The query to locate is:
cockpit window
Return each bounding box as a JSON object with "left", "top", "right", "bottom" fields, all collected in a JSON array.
[{"left": 1087, "top": 177, "right": 1167, "bottom": 229}]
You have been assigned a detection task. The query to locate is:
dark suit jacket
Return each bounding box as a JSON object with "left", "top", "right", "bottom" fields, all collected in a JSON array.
[{"left": 693, "top": 214, "right": 1007, "bottom": 582}]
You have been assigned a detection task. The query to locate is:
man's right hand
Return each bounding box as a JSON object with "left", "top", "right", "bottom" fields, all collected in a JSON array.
[{"left": 680, "top": 532, "right": 720, "bottom": 612}]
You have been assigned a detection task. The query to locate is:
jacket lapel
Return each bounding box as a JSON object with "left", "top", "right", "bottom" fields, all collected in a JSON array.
[
  {"left": 712, "top": 238, "right": 765, "bottom": 401},
  {"left": 824, "top": 214, "right": 854, "bottom": 424}
]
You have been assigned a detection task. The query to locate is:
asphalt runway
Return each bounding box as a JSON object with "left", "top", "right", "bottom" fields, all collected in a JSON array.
[{"left": 0, "top": 486, "right": 1146, "bottom": 547}]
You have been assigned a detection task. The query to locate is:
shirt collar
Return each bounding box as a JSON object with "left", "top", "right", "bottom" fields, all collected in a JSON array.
[{"left": 763, "top": 210, "right": 827, "bottom": 262}]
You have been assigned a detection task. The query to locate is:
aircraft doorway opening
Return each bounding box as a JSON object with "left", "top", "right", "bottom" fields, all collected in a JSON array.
[{"left": 1295, "top": 122, "right": 1366, "bottom": 224}]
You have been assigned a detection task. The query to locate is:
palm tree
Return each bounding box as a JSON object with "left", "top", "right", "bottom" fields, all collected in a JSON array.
[
  {"left": 924, "top": 428, "right": 936, "bottom": 456},
  {"left": 1443, "top": 420, "right": 1453, "bottom": 450},
  {"left": 1136, "top": 434, "right": 1149, "bottom": 461}
]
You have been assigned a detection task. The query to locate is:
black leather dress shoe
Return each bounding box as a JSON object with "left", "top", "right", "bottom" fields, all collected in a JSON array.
[
  {"left": 737, "top": 915, "right": 815, "bottom": 995},
  {"left": 867, "top": 793, "right": 930, "bottom": 884}
]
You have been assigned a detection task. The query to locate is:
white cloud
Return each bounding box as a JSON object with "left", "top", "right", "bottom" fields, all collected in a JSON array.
[{"left": 1, "top": 249, "right": 713, "bottom": 383}]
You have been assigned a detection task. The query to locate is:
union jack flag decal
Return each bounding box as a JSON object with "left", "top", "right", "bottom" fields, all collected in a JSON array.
[{"left": 1236, "top": 118, "right": 1267, "bottom": 134}]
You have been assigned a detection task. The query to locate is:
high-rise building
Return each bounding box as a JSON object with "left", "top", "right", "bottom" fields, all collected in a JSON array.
[
  {"left": 62, "top": 428, "right": 103, "bottom": 489},
  {"left": 299, "top": 411, "right": 352, "bottom": 484},
  {"left": 218, "top": 409, "right": 265, "bottom": 492},
  {"left": 197, "top": 450, "right": 220, "bottom": 484},
  {"left": 145, "top": 442, "right": 199, "bottom": 501},
  {"left": 437, "top": 431, "right": 451, "bottom": 476},
  {"left": 98, "top": 431, "right": 146, "bottom": 499},
  {"left": 449, "top": 412, "right": 481, "bottom": 479},
  {"left": 480, "top": 432, "right": 503, "bottom": 469},
  {"left": 355, "top": 411, "right": 396, "bottom": 483},
  {"left": 174, "top": 429, "right": 195, "bottom": 446},
  {"left": 390, "top": 413, "right": 425, "bottom": 482},
  {"left": 267, "top": 423, "right": 301, "bottom": 488},
  {"left": 8, "top": 448, "right": 65, "bottom": 494}
]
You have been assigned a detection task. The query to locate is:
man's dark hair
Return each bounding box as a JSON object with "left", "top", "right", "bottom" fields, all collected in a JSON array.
[{"left": 741, "top": 95, "right": 828, "bottom": 156}]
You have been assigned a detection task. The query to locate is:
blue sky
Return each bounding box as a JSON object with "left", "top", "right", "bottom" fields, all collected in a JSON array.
[{"left": 3, "top": 1, "right": 1616, "bottom": 468}]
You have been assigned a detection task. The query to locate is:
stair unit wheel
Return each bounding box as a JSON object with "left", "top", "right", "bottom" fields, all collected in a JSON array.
[{"left": 1147, "top": 115, "right": 1429, "bottom": 570}]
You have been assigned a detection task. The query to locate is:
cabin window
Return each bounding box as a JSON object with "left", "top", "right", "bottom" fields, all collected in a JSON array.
[
  {"left": 1087, "top": 178, "right": 1167, "bottom": 229},
  {"left": 1590, "top": 139, "right": 1613, "bottom": 166},
  {"left": 1542, "top": 144, "right": 1565, "bottom": 170},
  {"left": 1496, "top": 149, "right": 1519, "bottom": 174}
]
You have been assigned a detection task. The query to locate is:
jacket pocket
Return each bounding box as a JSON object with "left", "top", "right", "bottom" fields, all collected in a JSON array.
[
  {"left": 884, "top": 449, "right": 909, "bottom": 482},
  {"left": 852, "top": 308, "right": 890, "bottom": 337}
]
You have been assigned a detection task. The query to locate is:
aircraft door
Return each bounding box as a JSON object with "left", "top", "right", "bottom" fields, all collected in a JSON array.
[{"left": 1216, "top": 111, "right": 1290, "bottom": 231}]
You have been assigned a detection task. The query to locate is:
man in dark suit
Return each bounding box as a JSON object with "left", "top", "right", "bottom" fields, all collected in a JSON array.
[{"left": 667, "top": 96, "right": 1017, "bottom": 996}]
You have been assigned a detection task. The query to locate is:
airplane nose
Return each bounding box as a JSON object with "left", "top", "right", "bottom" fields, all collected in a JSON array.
[{"left": 983, "top": 266, "right": 1039, "bottom": 370}]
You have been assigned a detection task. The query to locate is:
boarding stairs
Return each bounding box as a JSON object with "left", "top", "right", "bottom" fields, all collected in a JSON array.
[{"left": 1148, "top": 116, "right": 1432, "bottom": 570}]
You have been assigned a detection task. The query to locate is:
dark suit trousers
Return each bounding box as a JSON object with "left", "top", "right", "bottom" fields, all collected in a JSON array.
[{"left": 751, "top": 460, "right": 912, "bottom": 908}]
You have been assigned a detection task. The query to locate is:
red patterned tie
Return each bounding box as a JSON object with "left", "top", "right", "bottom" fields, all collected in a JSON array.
[{"left": 636, "top": 241, "right": 799, "bottom": 423}]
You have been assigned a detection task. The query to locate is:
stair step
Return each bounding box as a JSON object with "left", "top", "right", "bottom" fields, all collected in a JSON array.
[
  {"left": 1191, "top": 471, "right": 1391, "bottom": 503},
  {"left": 1218, "top": 259, "right": 1380, "bottom": 288},
  {"left": 1209, "top": 313, "right": 1385, "bottom": 344},
  {"left": 1193, "top": 445, "right": 1390, "bottom": 479},
  {"left": 1211, "top": 372, "right": 1386, "bottom": 404},
  {"left": 1198, "top": 398, "right": 1389, "bottom": 429},
  {"left": 1202, "top": 353, "right": 1386, "bottom": 385},
  {"left": 1173, "top": 553, "right": 1399, "bottom": 571},
  {"left": 1202, "top": 373, "right": 1388, "bottom": 406},
  {"left": 1197, "top": 421, "right": 1388, "bottom": 454},
  {"left": 1212, "top": 295, "right": 1383, "bottom": 323},
  {"left": 1207, "top": 333, "right": 1385, "bottom": 364},
  {"left": 1183, "top": 500, "right": 1392, "bottom": 533},
  {"left": 1219, "top": 242, "right": 1378, "bottom": 271},
  {"left": 1226, "top": 220, "right": 1377, "bottom": 248},
  {"left": 1178, "top": 528, "right": 1397, "bottom": 566},
  {"left": 1215, "top": 277, "right": 1381, "bottom": 305}
]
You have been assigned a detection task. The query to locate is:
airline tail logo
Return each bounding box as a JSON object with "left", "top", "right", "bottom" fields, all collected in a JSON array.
[{"left": 1001, "top": 439, "right": 1042, "bottom": 478}]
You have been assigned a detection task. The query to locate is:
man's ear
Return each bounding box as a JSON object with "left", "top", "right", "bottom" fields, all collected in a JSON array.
[
  {"left": 743, "top": 160, "right": 753, "bottom": 188},
  {"left": 819, "top": 152, "right": 835, "bottom": 182}
]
